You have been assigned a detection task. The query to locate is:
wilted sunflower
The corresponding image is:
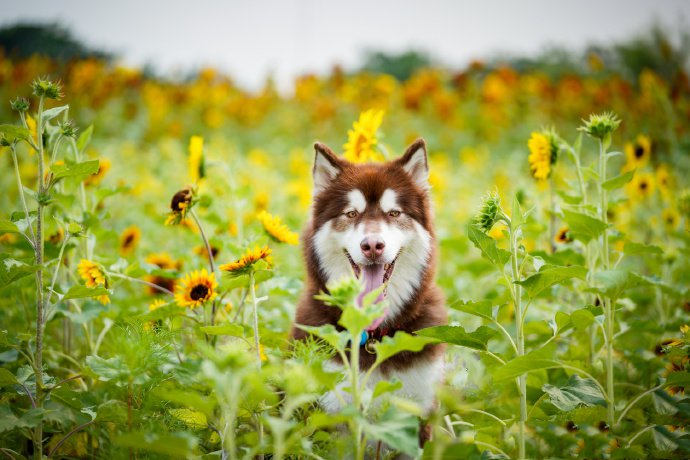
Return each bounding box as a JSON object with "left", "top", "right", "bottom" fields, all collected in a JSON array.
[
  {"left": 175, "top": 269, "right": 218, "bottom": 308},
  {"left": 257, "top": 210, "right": 299, "bottom": 245},
  {"left": 626, "top": 172, "right": 655, "bottom": 200},
  {"left": 219, "top": 246, "right": 273, "bottom": 275},
  {"left": 555, "top": 226, "right": 573, "bottom": 243},
  {"left": 343, "top": 109, "right": 385, "bottom": 163},
  {"left": 188, "top": 135, "right": 205, "bottom": 183},
  {"left": 119, "top": 225, "right": 141, "bottom": 255},
  {"left": 624, "top": 134, "right": 651, "bottom": 168},
  {"left": 165, "top": 187, "right": 194, "bottom": 225},
  {"left": 84, "top": 158, "right": 111, "bottom": 186},
  {"left": 77, "top": 259, "right": 110, "bottom": 305},
  {"left": 527, "top": 131, "right": 558, "bottom": 181}
]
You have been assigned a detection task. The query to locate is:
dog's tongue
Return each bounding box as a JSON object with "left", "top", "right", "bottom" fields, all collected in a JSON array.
[{"left": 357, "top": 264, "right": 388, "bottom": 330}]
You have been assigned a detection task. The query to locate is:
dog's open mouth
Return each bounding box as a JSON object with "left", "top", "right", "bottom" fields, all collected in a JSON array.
[{"left": 344, "top": 251, "right": 398, "bottom": 303}]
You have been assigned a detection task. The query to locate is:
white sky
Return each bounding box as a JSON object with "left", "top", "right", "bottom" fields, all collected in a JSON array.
[{"left": 2, "top": 0, "right": 689, "bottom": 91}]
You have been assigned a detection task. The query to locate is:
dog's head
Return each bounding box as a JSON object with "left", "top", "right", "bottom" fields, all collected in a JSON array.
[{"left": 308, "top": 139, "right": 434, "bottom": 315}]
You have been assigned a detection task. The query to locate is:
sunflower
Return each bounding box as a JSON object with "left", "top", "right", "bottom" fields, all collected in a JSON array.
[
  {"left": 343, "top": 109, "right": 385, "bottom": 163},
  {"left": 194, "top": 245, "right": 220, "bottom": 259},
  {"left": 148, "top": 298, "right": 167, "bottom": 311},
  {"left": 219, "top": 246, "right": 273, "bottom": 275},
  {"left": 257, "top": 210, "right": 299, "bottom": 245},
  {"left": 165, "top": 188, "right": 194, "bottom": 226},
  {"left": 77, "top": 259, "right": 110, "bottom": 305},
  {"left": 624, "top": 134, "right": 651, "bottom": 169},
  {"left": 145, "top": 252, "right": 181, "bottom": 294},
  {"left": 665, "top": 355, "right": 689, "bottom": 395},
  {"left": 626, "top": 172, "right": 655, "bottom": 200},
  {"left": 655, "top": 164, "right": 673, "bottom": 195},
  {"left": 188, "top": 135, "right": 205, "bottom": 183},
  {"left": 84, "top": 158, "right": 111, "bottom": 186},
  {"left": 662, "top": 208, "right": 680, "bottom": 230},
  {"left": 555, "top": 226, "right": 573, "bottom": 243},
  {"left": 175, "top": 269, "right": 217, "bottom": 308},
  {"left": 119, "top": 225, "right": 141, "bottom": 255},
  {"left": 527, "top": 131, "right": 557, "bottom": 181}
]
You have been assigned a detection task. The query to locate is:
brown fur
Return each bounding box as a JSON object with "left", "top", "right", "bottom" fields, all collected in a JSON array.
[{"left": 290, "top": 139, "right": 447, "bottom": 376}]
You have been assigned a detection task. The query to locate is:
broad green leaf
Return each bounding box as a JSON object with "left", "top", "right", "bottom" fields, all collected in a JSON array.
[
  {"left": 62, "top": 284, "right": 110, "bottom": 301},
  {"left": 373, "top": 379, "right": 403, "bottom": 399},
  {"left": 76, "top": 124, "right": 93, "bottom": 151},
  {"left": 374, "top": 331, "right": 438, "bottom": 363},
  {"left": 51, "top": 160, "right": 100, "bottom": 180},
  {"left": 571, "top": 308, "right": 595, "bottom": 330},
  {"left": 665, "top": 372, "right": 690, "bottom": 387},
  {"left": 41, "top": 105, "right": 69, "bottom": 122},
  {"left": 199, "top": 323, "right": 244, "bottom": 337},
  {"left": 96, "top": 400, "right": 128, "bottom": 424},
  {"left": 467, "top": 224, "right": 510, "bottom": 267},
  {"left": 60, "top": 302, "right": 107, "bottom": 324},
  {"left": 602, "top": 169, "right": 635, "bottom": 190},
  {"left": 556, "top": 190, "right": 583, "bottom": 205},
  {"left": 297, "top": 324, "right": 348, "bottom": 350},
  {"left": 0, "top": 368, "right": 18, "bottom": 386},
  {"left": 169, "top": 408, "right": 208, "bottom": 429},
  {"left": 152, "top": 388, "right": 215, "bottom": 417},
  {"left": 493, "top": 344, "right": 558, "bottom": 382},
  {"left": 85, "top": 355, "right": 128, "bottom": 382},
  {"left": 451, "top": 300, "right": 494, "bottom": 321},
  {"left": 555, "top": 311, "right": 570, "bottom": 332},
  {"left": 416, "top": 325, "right": 496, "bottom": 351},
  {"left": 588, "top": 270, "right": 651, "bottom": 299},
  {"left": 515, "top": 265, "right": 587, "bottom": 299},
  {"left": 114, "top": 431, "right": 198, "bottom": 457},
  {"left": 339, "top": 302, "right": 383, "bottom": 334},
  {"left": 362, "top": 407, "right": 419, "bottom": 456},
  {"left": 0, "top": 220, "right": 20, "bottom": 234},
  {"left": 623, "top": 241, "right": 664, "bottom": 256},
  {"left": 0, "top": 124, "right": 30, "bottom": 142},
  {"left": 220, "top": 269, "right": 274, "bottom": 290},
  {"left": 542, "top": 375, "right": 606, "bottom": 411},
  {"left": 562, "top": 210, "right": 608, "bottom": 243},
  {"left": 0, "top": 256, "right": 39, "bottom": 288}
]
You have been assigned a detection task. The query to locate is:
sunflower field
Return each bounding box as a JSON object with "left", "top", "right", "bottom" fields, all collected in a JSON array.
[{"left": 1, "top": 29, "right": 690, "bottom": 460}]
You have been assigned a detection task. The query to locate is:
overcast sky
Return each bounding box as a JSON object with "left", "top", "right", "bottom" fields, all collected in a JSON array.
[{"left": 3, "top": 0, "right": 689, "bottom": 90}]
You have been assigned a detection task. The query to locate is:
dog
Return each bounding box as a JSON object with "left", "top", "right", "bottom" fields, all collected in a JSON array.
[{"left": 290, "top": 138, "right": 447, "bottom": 444}]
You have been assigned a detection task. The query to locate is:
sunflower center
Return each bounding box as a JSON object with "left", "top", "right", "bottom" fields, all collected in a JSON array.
[
  {"left": 190, "top": 284, "right": 209, "bottom": 301},
  {"left": 123, "top": 234, "right": 134, "bottom": 247},
  {"left": 639, "top": 181, "right": 648, "bottom": 190},
  {"left": 634, "top": 145, "right": 645, "bottom": 158}
]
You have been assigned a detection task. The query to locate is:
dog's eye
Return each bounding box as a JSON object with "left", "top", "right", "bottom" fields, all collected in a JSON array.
[
  {"left": 388, "top": 210, "right": 401, "bottom": 217},
  {"left": 345, "top": 210, "right": 358, "bottom": 218}
]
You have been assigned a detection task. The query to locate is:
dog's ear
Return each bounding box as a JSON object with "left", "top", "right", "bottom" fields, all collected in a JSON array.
[
  {"left": 397, "top": 138, "right": 429, "bottom": 189},
  {"left": 313, "top": 142, "right": 342, "bottom": 195}
]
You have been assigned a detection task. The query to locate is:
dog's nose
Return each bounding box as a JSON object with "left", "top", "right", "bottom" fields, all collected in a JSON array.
[{"left": 360, "top": 235, "right": 385, "bottom": 260}]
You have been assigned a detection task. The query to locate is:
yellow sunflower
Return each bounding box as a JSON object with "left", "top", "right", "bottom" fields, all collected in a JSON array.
[
  {"left": 175, "top": 269, "right": 218, "bottom": 308},
  {"left": 656, "top": 164, "right": 673, "bottom": 195},
  {"left": 148, "top": 298, "right": 167, "bottom": 311},
  {"left": 527, "top": 132, "right": 556, "bottom": 181},
  {"left": 188, "top": 135, "right": 205, "bottom": 183},
  {"left": 77, "top": 259, "right": 110, "bottom": 305},
  {"left": 257, "top": 210, "right": 299, "bottom": 245},
  {"left": 554, "top": 226, "right": 573, "bottom": 244},
  {"left": 219, "top": 246, "right": 273, "bottom": 275},
  {"left": 662, "top": 208, "right": 680, "bottom": 230},
  {"left": 343, "top": 109, "right": 385, "bottom": 163},
  {"left": 624, "top": 134, "right": 651, "bottom": 169},
  {"left": 145, "top": 252, "right": 181, "bottom": 294},
  {"left": 84, "top": 157, "right": 111, "bottom": 186},
  {"left": 165, "top": 188, "right": 194, "bottom": 226},
  {"left": 119, "top": 225, "right": 141, "bottom": 255},
  {"left": 626, "top": 172, "right": 655, "bottom": 200}
]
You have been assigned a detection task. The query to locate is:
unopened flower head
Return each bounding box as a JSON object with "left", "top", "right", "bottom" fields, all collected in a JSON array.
[
  {"left": 59, "top": 120, "right": 78, "bottom": 138},
  {"left": 579, "top": 112, "right": 621, "bottom": 140},
  {"left": 31, "top": 77, "right": 63, "bottom": 100},
  {"left": 10, "top": 97, "right": 29, "bottom": 113},
  {"left": 474, "top": 191, "right": 507, "bottom": 233}
]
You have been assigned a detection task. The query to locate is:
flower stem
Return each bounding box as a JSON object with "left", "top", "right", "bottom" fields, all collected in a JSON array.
[
  {"left": 510, "top": 226, "right": 527, "bottom": 460},
  {"left": 190, "top": 208, "right": 216, "bottom": 274},
  {"left": 247, "top": 270, "right": 264, "bottom": 459},
  {"left": 108, "top": 272, "right": 174, "bottom": 296},
  {"left": 10, "top": 146, "right": 37, "bottom": 245}
]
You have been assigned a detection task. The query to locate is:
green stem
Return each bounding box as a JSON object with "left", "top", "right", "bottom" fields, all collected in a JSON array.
[
  {"left": 108, "top": 272, "right": 174, "bottom": 296},
  {"left": 10, "top": 146, "right": 37, "bottom": 245},
  {"left": 509, "top": 227, "right": 526, "bottom": 460},
  {"left": 46, "top": 234, "right": 70, "bottom": 306},
  {"left": 247, "top": 270, "right": 264, "bottom": 459},
  {"left": 348, "top": 328, "right": 364, "bottom": 460}
]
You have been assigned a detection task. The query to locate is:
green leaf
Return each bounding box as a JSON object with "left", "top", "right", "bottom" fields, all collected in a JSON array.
[
  {"left": 451, "top": 300, "right": 495, "bottom": 321},
  {"left": 152, "top": 388, "right": 215, "bottom": 417},
  {"left": 623, "top": 242, "right": 664, "bottom": 256},
  {"left": 373, "top": 379, "right": 403, "bottom": 399},
  {"left": 62, "top": 284, "right": 110, "bottom": 301},
  {"left": 515, "top": 265, "right": 587, "bottom": 299},
  {"left": 0, "top": 368, "right": 18, "bottom": 386},
  {"left": 0, "top": 255, "right": 39, "bottom": 288},
  {"left": 467, "top": 224, "right": 511, "bottom": 267},
  {"left": 338, "top": 302, "right": 384, "bottom": 335},
  {"left": 602, "top": 169, "right": 635, "bottom": 190},
  {"left": 588, "top": 270, "right": 651, "bottom": 299},
  {"left": 114, "top": 431, "right": 198, "bottom": 457},
  {"left": 0, "top": 124, "right": 30, "bottom": 142},
  {"left": 570, "top": 308, "right": 595, "bottom": 330},
  {"left": 416, "top": 325, "right": 496, "bottom": 351},
  {"left": 96, "top": 400, "right": 128, "bottom": 424},
  {"left": 85, "top": 355, "right": 128, "bottom": 382},
  {"left": 51, "top": 160, "right": 100, "bottom": 180},
  {"left": 199, "top": 324, "right": 244, "bottom": 337},
  {"left": 362, "top": 407, "right": 419, "bottom": 456},
  {"left": 0, "top": 220, "right": 20, "bottom": 234},
  {"left": 562, "top": 210, "right": 608, "bottom": 243},
  {"left": 542, "top": 375, "right": 606, "bottom": 411},
  {"left": 76, "top": 124, "right": 93, "bottom": 151},
  {"left": 41, "top": 105, "right": 69, "bottom": 123},
  {"left": 665, "top": 372, "right": 690, "bottom": 387},
  {"left": 297, "top": 324, "right": 349, "bottom": 351},
  {"left": 493, "top": 344, "right": 558, "bottom": 382},
  {"left": 374, "top": 331, "right": 438, "bottom": 364}
]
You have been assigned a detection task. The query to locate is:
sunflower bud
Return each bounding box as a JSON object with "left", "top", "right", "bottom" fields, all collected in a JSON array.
[
  {"left": 474, "top": 191, "right": 507, "bottom": 233},
  {"left": 31, "top": 77, "right": 64, "bottom": 100},
  {"left": 59, "top": 120, "right": 78, "bottom": 138},
  {"left": 578, "top": 112, "right": 621, "bottom": 140},
  {"left": 10, "top": 97, "right": 30, "bottom": 113}
]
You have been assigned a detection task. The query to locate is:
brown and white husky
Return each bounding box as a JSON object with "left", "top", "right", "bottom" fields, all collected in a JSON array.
[{"left": 291, "top": 138, "right": 447, "bottom": 442}]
